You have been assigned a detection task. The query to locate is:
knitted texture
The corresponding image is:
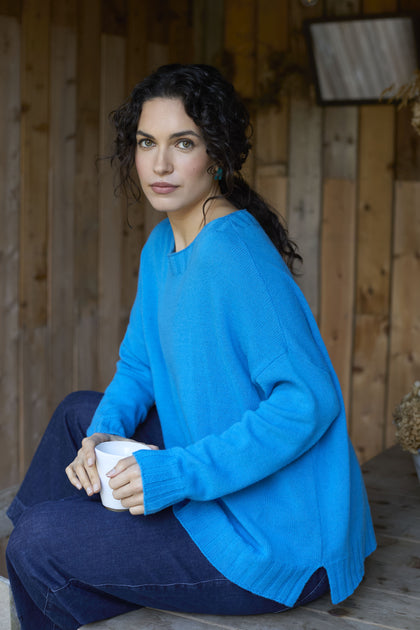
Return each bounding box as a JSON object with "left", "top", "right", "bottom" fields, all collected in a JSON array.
[{"left": 88, "top": 210, "right": 376, "bottom": 606}]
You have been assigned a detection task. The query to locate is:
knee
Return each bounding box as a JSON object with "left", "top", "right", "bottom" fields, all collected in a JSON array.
[
  {"left": 56, "top": 391, "right": 103, "bottom": 417},
  {"left": 6, "top": 505, "right": 50, "bottom": 574},
  {"left": 51, "top": 391, "right": 103, "bottom": 437}
]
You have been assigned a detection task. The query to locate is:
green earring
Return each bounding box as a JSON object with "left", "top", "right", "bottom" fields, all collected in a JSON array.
[{"left": 214, "top": 167, "right": 223, "bottom": 181}]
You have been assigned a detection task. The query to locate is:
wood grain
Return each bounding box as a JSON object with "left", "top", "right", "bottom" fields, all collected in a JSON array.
[
  {"left": 98, "top": 34, "right": 126, "bottom": 389},
  {"left": 49, "top": 2, "right": 77, "bottom": 410},
  {"left": 386, "top": 182, "right": 420, "bottom": 447},
  {"left": 320, "top": 179, "right": 356, "bottom": 418},
  {"left": 254, "top": 0, "right": 289, "bottom": 225},
  {"left": 19, "top": 0, "right": 50, "bottom": 476},
  {"left": 0, "top": 15, "right": 20, "bottom": 489},
  {"left": 288, "top": 0, "right": 323, "bottom": 320},
  {"left": 224, "top": 0, "right": 256, "bottom": 186},
  {"left": 73, "top": 0, "right": 101, "bottom": 390},
  {"left": 351, "top": 105, "right": 395, "bottom": 462}
]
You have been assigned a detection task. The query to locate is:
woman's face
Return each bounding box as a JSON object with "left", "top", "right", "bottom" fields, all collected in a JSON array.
[{"left": 135, "top": 97, "right": 216, "bottom": 218}]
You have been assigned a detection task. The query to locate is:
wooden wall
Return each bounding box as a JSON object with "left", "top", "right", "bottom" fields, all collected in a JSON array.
[{"left": 0, "top": 0, "right": 419, "bottom": 490}]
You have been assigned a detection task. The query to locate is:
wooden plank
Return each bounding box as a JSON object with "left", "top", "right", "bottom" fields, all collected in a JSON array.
[
  {"left": 0, "top": 15, "right": 20, "bottom": 490},
  {"left": 320, "top": 179, "right": 356, "bottom": 417},
  {"left": 254, "top": 0, "right": 289, "bottom": 225},
  {"left": 168, "top": 0, "right": 192, "bottom": 64},
  {"left": 363, "top": 0, "right": 398, "bottom": 11},
  {"left": 288, "top": 0, "right": 323, "bottom": 320},
  {"left": 147, "top": 0, "right": 169, "bottom": 52},
  {"left": 144, "top": 5, "right": 170, "bottom": 239},
  {"left": 351, "top": 314, "right": 389, "bottom": 463},
  {"left": 255, "top": 165, "right": 288, "bottom": 222},
  {"left": 81, "top": 600, "right": 400, "bottom": 630},
  {"left": 125, "top": 0, "right": 147, "bottom": 89},
  {"left": 396, "top": 106, "right": 420, "bottom": 182},
  {"left": 399, "top": 0, "right": 420, "bottom": 10},
  {"left": 325, "top": 0, "right": 361, "bottom": 14},
  {"left": 323, "top": 107, "right": 358, "bottom": 180},
  {"left": 351, "top": 102, "right": 395, "bottom": 463},
  {"left": 224, "top": 0, "right": 255, "bottom": 101},
  {"left": 19, "top": 0, "right": 50, "bottom": 476},
  {"left": 368, "top": 493, "right": 420, "bottom": 540},
  {"left": 224, "top": 0, "right": 256, "bottom": 187},
  {"left": 310, "top": 586, "right": 420, "bottom": 630},
  {"left": 74, "top": 0, "right": 101, "bottom": 390},
  {"left": 356, "top": 106, "right": 395, "bottom": 316},
  {"left": 98, "top": 34, "right": 126, "bottom": 389},
  {"left": 362, "top": 535, "right": 420, "bottom": 595},
  {"left": 288, "top": 99, "right": 322, "bottom": 319},
  {"left": 386, "top": 182, "right": 420, "bottom": 447},
  {"left": 351, "top": 0, "right": 398, "bottom": 466},
  {"left": 49, "top": 0, "right": 77, "bottom": 409},
  {"left": 255, "top": 0, "right": 289, "bottom": 166},
  {"left": 362, "top": 445, "right": 419, "bottom": 497},
  {"left": 321, "top": 1, "right": 358, "bottom": 428},
  {"left": 101, "top": 0, "right": 127, "bottom": 37},
  {"left": 0, "top": 0, "right": 21, "bottom": 18},
  {"left": 193, "top": 0, "right": 224, "bottom": 66},
  {"left": 122, "top": 0, "right": 149, "bottom": 330}
]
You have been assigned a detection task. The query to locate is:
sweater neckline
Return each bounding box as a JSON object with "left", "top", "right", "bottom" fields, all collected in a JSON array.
[{"left": 167, "top": 209, "right": 248, "bottom": 275}]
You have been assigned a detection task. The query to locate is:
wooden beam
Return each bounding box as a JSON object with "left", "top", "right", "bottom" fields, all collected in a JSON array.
[
  {"left": 193, "top": 0, "right": 224, "bottom": 66},
  {"left": 98, "top": 33, "right": 126, "bottom": 389},
  {"left": 0, "top": 15, "right": 20, "bottom": 488},
  {"left": 74, "top": 0, "right": 101, "bottom": 389},
  {"left": 386, "top": 182, "right": 420, "bottom": 447},
  {"left": 288, "top": 0, "right": 323, "bottom": 320},
  {"left": 168, "top": 0, "right": 193, "bottom": 64},
  {"left": 224, "top": 0, "right": 257, "bottom": 187},
  {"left": 49, "top": 0, "right": 77, "bottom": 408},
  {"left": 254, "top": 0, "right": 289, "bottom": 221},
  {"left": 320, "top": 179, "right": 356, "bottom": 418},
  {"left": 321, "top": 0, "right": 359, "bottom": 431},
  {"left": 19, "top": 0, "right": 50, "bottom": 476},
  {"left": 351, "top": 0, "right": 398, "bottom": 463}
]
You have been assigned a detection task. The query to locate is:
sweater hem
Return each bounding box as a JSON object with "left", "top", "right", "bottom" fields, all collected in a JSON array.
[{"left": 173, "top": 500, "right": 377, "bottom": 607}]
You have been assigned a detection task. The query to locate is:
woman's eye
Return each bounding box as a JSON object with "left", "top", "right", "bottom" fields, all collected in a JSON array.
[
  {"left": 177, "top": 139, "right": 193, "bottom": 150},
  {"left": 138, "top": 138, "right": 154, "bottom": 148}
]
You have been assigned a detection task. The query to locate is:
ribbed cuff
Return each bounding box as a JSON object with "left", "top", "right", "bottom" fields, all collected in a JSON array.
[{"left": 135, "top": 448, "right": 186, "bottom": 514}]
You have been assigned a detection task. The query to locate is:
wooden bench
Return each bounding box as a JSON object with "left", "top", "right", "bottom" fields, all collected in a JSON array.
[{"left": 1, "top": 446, "right": 420, "bottom": 629}]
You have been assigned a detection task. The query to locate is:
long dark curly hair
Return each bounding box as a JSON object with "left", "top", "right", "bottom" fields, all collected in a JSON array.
[{"left": 110, "top": 63, "right": 302, "bottom": 273}]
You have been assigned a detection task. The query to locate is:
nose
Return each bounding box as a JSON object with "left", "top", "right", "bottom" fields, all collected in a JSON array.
[{"left": 153, "top": 147, "right": 173, "bottom": 175}]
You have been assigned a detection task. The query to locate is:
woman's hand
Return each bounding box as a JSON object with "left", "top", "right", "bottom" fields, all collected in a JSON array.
[
  {"left": 107, "top": 443, "right": 158, "bottom": 515},
  {"left": 107, "top": 456, "right": 145, "bottom": 515},
  {"left": 65, "top": 433, "right": 115, "bottom": 496}
]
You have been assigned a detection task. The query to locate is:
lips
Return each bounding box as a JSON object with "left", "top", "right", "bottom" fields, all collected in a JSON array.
[{"left": 150, "top": 182, "right": 178, "bottom": 194}]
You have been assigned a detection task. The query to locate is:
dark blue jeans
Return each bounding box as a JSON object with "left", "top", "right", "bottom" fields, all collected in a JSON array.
[{"left": 6, "top": 391, "right": 329, "bottom": 629}]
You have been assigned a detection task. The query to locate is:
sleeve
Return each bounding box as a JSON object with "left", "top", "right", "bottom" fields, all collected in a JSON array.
[
  {"left": 87, "top": 271, "right": 155, "bottom": 438},
  {"left": 135, "top": 350, "right": 341, "bottom": 514}
]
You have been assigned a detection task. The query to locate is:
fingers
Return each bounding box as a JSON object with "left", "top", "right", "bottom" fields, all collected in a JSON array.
[
  {"left": 81, "top": 436, "right": 98, "bottom": 467},
  {"left": 65, "top": 463, "right": 83, "bottom": 491},
  {"left": 65, "top": 434, "right": 107, "bottom": 496},
  {"left": 107, "top": 457, "right": 145, "bottom": 513},
  {"left": 107, "top": 455, "right": 137, "bottom": 480}
]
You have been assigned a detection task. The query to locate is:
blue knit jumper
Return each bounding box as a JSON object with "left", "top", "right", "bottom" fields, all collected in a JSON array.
[{"left": 88, "top": 210, "right": 376, "bottom": 606}]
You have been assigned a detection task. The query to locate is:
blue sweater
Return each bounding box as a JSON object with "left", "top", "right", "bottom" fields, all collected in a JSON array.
[{"left": 88, "top": 210, "right": 376, "bottom": 606}]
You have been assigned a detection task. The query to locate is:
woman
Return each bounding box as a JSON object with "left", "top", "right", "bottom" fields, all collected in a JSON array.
[{"left": 6, "top": 64, "right": 376, "bottom": 629}]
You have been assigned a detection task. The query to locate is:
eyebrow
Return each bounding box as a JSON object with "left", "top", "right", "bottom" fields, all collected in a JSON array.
[{"left": 136, "top": 129, "right": 201, "bottom": 140}]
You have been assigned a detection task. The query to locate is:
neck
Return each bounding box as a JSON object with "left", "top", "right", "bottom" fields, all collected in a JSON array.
[{"left": 169, "top": 197, "right": 236, "bottom": 252}]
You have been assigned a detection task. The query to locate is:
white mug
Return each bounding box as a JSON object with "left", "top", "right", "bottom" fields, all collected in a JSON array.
[{"left": 94, "top": 441, "right": 150, "bottom": 511}]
